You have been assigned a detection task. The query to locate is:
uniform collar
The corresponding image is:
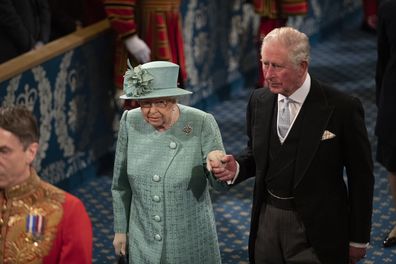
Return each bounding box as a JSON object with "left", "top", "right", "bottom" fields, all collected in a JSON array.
[{"left": 2, "top": 169, "right": 41, "bottom": 199}]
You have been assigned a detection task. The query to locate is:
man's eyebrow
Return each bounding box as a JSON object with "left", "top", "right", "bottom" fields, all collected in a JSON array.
[{"left": 0, "top": 145, "right": 11, "bottom": 150}]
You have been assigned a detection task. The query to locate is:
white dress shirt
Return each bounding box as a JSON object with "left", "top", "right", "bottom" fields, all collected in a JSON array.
[{"left": 277, "top": 74, "right": 311, "bottom": 143}]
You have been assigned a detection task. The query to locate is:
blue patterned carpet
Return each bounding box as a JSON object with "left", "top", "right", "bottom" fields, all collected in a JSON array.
[{"left": 70, "top": 25, "right": 396, "bottom": 263}]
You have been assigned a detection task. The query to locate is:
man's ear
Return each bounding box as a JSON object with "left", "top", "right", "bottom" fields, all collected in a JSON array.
[
  {"left": 25, "top": 142, "right": 39, "bottom": 165},
  {"left": 299, "top": 60, "right": 309, "bottom": 76}
]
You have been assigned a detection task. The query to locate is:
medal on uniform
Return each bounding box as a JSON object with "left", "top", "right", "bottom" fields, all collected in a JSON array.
[{"left": 26, "top": 213, "right": 44, "bottom": 244}]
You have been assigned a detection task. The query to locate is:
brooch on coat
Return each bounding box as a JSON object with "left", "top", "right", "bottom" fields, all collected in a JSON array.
[{"left": 182, "top": 123, "right": 193, "bottom": 135}]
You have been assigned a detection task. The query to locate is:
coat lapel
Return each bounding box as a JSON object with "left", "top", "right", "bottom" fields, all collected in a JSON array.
[
  {"left": 294, "top": 80, "right": 334, "bottom": 187},
  {"left": 253, "top": 89, "right": 276, "bottom": 177}
]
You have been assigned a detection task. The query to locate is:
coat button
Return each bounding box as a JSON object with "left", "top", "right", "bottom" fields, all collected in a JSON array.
[
  {"left": 152, "top": 195, "right": 160, "bottom": 202},
  {"left": 169, "top": 142, "right": 177, "bottom": 149},
  {"left": 154, "top": 234, "right": 162, "bottom": 241},
  {"left": 152, "top": 175, "right": 160, "bottom": 182},
  {"left": 153, "top": 215, "right": 161, "bottom": 222}
]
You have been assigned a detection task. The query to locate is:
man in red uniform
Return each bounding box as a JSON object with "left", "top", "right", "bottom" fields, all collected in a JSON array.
[
  {"left": 104, "top": 0, "right": 186, "bottom": 109},
  {"left": 0, "top": 106, "right": 92, "bottom": 264}
]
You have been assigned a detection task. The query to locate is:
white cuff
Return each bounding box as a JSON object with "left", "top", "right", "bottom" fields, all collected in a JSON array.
[
  {"left": 226, "top": 161, "right": 239, "bottom": 185},
  {"left": 349, "top": 242, "right": 369, "bottom": 248}
]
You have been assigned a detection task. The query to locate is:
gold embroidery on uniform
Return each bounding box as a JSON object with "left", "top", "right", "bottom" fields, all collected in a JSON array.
[{"left": 1, "top": 170, "right": 65, "bottom": 263}]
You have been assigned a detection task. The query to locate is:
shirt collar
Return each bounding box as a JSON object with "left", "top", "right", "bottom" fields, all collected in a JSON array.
[{"left": 278, "top": 73, "right": 311, "bottom": 105}]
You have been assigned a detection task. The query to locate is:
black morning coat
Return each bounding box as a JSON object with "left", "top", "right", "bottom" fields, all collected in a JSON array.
[{"left": 234, "top": 78, "right": 374, "bottom": 264}]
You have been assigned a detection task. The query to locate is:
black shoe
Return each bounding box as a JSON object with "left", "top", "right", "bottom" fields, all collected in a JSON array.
[{"left": 383, "top": 235, "right": 396, "bottom": 248}]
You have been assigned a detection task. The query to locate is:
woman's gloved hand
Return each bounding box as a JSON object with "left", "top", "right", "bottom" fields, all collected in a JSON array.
[{"left": 206, "top": 150, "right": 226, "bottom": 171}]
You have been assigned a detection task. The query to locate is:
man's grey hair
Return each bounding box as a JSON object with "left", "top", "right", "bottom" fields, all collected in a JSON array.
[{"left": 261, "top": 27, "right": 310, "bottom": 66}]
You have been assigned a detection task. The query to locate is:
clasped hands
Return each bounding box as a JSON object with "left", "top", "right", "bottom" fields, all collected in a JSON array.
[{"left": 206, "top": 150, "right": 237, "bottom": 182}]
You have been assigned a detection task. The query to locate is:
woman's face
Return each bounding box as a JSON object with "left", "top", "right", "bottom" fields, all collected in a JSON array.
[{"left": 138, "top": 98, "right": 177, "bottom": 131}]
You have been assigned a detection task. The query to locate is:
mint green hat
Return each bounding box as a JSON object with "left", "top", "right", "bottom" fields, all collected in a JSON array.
[{"left": 120, "top": 61, "right": 192, "bottom": 99}]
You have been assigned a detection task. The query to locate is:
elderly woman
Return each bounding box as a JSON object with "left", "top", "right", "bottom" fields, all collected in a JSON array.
[{"left": 112, "top": 61, "right": 227, "bottom": 263}]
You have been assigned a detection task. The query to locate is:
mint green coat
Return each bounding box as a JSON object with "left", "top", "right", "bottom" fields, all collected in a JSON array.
[{"left": 112, "top": 104, "right": 228, "bottom": 263}]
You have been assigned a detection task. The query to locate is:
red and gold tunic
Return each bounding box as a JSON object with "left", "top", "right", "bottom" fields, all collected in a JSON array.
[
  {"left": 104, "top": 0, "right": 186, "bottom": 91},
  {"left": 0, "top": 170, "right": 92, "bottom": 264},
  {"left": 252, "top": 0, "right": 308, "bottom": 19}
]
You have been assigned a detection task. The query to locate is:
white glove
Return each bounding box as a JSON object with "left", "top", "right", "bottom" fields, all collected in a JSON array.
[
  {"left": 113, "top": 233, "right": 127, "bottom": 255},
  {"left": 124, "top": 35, "right": 151, "bottom": 63},
  {"left": 206, "top": 150, "right": 226, "bottom": 171},
  {"left": 33, "top": 41, "right": 44, "bottom": 50}
]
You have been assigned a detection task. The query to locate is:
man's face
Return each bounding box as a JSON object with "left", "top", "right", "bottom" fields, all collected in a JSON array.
[
  {"left": 139, "top": 98, "right": 176, "bottom": 130},
  {"left": 261, "top": 41, "right": 307, "bottom": 97},
  {"left": 0, "top": 127, "right": 37, "bottom": 189}
]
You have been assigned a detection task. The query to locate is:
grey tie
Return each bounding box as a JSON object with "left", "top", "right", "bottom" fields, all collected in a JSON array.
[{"left": 278, "top": 98, "right": 291, "bottom": 138}]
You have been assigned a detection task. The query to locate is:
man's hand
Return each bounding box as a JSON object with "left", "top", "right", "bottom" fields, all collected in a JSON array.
[
  {"left": 124, "top": 35, "right": 151, "bottom": 63},
  {"left": 113, "top": 233, "right": 127, "bottom": 255},
  {"left": 207, "top": 151, "right": 237, "bottom": 182},
  {"left": 349, "top": 245, "right": 366, "bottom": 264}
]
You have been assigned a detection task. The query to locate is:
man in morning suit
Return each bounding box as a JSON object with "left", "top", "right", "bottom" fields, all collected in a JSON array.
[{"left": 208, "top": 27, "right": 374, "bottom": 264}]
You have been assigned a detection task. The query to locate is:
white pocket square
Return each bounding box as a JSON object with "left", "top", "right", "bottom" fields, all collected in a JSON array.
[{"left": 321, "top": 130, "right": 336, "bottom": 140}]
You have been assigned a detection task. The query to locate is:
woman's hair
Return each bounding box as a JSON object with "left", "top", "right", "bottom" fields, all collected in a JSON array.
[
  {"left": 0, "top": 106, "right": 39, "bottom": 149},
  {"left": 261, "top": 27, "right": 310, "bottom": 66},
  {"left": 166, "top": 97, "right": 177, "bottom": 103}
]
